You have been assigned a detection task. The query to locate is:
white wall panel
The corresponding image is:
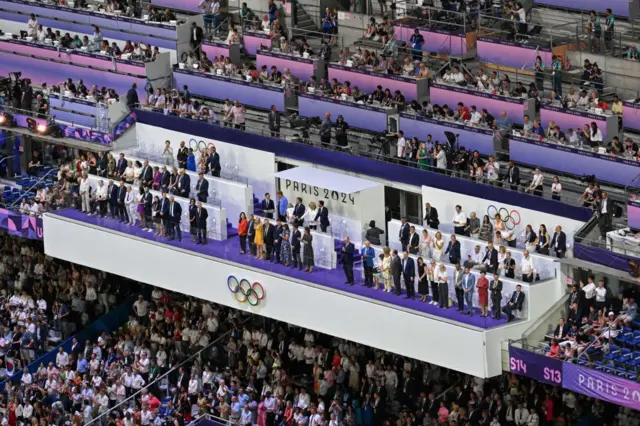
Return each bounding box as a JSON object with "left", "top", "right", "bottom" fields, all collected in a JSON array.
[{"left": 44, "top": 213, "right": 489, "bottom": 377}]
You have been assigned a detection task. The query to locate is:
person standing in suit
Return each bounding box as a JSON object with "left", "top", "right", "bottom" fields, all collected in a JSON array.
[
  {"left": 126, "top": 83, "right": 139, "bottom": 110},
  {"left": 361, "top": 240, "right": 375, "bottom": 288},
  {"left": 262, "top": 193, "right": 275, "bottom": 219},
  {"left": 462, "top": 267, "right": 476, "bottom": 316},
  {"left": 482, "top": 242, "right": 498, "bottom": 274},
  {"left": 117, "top": 180, "right": 128, "bottom": 223},
  {"left": 188, "top": 199, "right": 198, "bottom": 242},
  {"left": 177, "top": 169, "right": 191, "bottom": 198},
  {"left": 490, "top": 273, "right": 503, "bottom": 319},
  {"left": 195, "top": 172, "right": 209, "bottom": 203},
  {"left": 453, "top": 262, "right": 464, "bottom": 312},
  {"left": 445, "top": 235, "right": 461, "bottom": 264},
  {"left": 190, "top": 22, "right": 204, "bottom": 54},
  {"left": 292, "top": 198, "right": 306, "bottom": 226},
  {"left": 247, "top": 214, "right": 256, "bottom": 256},
  {"left": 291, "top": 224, "right": 302, "bottom": 270},
  {"left": 276, "top": 191, "right": 288, "bottom": 222},
  {"left": 195, "top": 201, "right": 208, "bottom": 244},
  {"left": 436, "top": 263, "right": 449, "bottom": 308},
  {"left": 140, "top": 160, "right": 153, "bottom": 188},
  {"left": 208, "top": 146, "right": 221, "bottom": 177},
  {"left": 427, "top": 259, "right": 438, "bottom": 305},
  {"left": 116, "top": 154, "right": 127, "bottom": 177},
  {"left": 391, "top": 250, "right": 402, "bottom": 295},
  {"left": 365, "top": 220, "right": 385, "bottom": 246},
  {"left": 341, "top": 237, "right": 355, "bottom": 285},
  {"left": 177, "top": 141, "right": 189, "bottom": 170},
  {"left": 504, "top": 284, "right": 525, "bottom": 322},
  {"left": 477, "top": 270, "right": 489, "bottom": 317},
  {"left": 167, "top": 196, "right": 182, "bottom": 242},
  {"left": 268, "top": 105, "right": 281, "bottom": 137},
  {"left": 272, "top": 219, "right": 282, "bottom": 263},
  {"left": 505, "top": 161, "right": 520, "bottom": 190},
  {"left": 302, "top": 227, "right": 314, "bottom": 272},
  {"left": 401, "top": 251, "right": 415, "bottom": 299},
  {"left": 550, "top": 225, "right": 567, "bottom": 258},
  {"left": 408, "top": 226, "right": 419, "bottom": 255},
  {"left": 263, "top": 219, "right": 275, "bottom": 261},
  {"left": 314, "top": 200, "right": 330, "bottom": 232},
  {"left": 423, "top": 202, "right": 439, "bottom": 229},
  {"left": 399, "top": 217, "right": 410, "bottom": 252},
  {"left": 107, "top": 180, "right": 117, "bottom": 219}
]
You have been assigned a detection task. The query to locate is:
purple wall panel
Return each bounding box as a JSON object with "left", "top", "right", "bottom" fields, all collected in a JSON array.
[
  {"left": 394, "top": 25, "right": 467, "bottom": 55},
  {"left": 256, "top": 52, "right": 315, "bottom": 81},
  {"left": 243, "top": 33, "right": 272, "bottom": 56},
  {"left": 534, "top": 0, "right": 630, "bottom": 17},
  {"left": 623, "top": 102, "right": 640, "bottom": 132},
  {"left": 151, "top": 0, "right": 201, "bottom": 12},
  {"left": 627, "top": 200, "right": 640, "bottom": 229},
  {"left": 202, "top": 42, "right": 230, "bottom": 61},
  {"left": 540, "top": 106, "right": 612, "bottom": 141},
  {"left": 173, "top": 69, "right": 285, "bottom": 111},
  {"left": 429, "top": 84, "right": 526, "bottom": 125},
  {"left": 328, "top": 65, "right": 418, "bottom": 101},
  {"left": 476, "top": 38, "right": 553, "bottom": 69},
  {"left": 298, "top": 94, "right": 388, "bottom": 132}
]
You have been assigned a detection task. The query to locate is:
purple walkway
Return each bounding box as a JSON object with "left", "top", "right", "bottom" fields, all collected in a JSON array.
[{"left": 52, "top": 209, "right": 507, "bottom": 329}]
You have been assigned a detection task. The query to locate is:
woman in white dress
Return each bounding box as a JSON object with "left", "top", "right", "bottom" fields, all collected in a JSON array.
[
  {"left": 419, "top": 229, "right": 432, "bottom": 258},
  {"left": 122, "top": 161, "right": 135, "bottom": 184},
  {"left": 306, "top": 201, "right": 318, "bottom": 230},
  {"left": 162, "top": 140, "right": 174, "bottom": 166},
  {"left": 125, "top": 186, "right": 137, "bottom": 225},
  {"left": 497, "top": 246, "right": 507, "bottom": 276},
  {"left": 432, "top": 231, "right": 444, "bottom": 261},
  {"left": 133, "top": 161, "right": 143, "bottom": 187}
]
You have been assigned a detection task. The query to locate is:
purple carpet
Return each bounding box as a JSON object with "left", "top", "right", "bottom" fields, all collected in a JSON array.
[{"left": 53, "top": 209, "right": 508, "bottom": 329}]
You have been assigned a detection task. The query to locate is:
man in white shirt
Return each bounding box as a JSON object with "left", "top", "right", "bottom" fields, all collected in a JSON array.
[
  {"left": 514, "top": 401, "right": 528, "bottom": 426},
  {"left": 396, "top": 131, "right": 406, "bottom": 161},
  {"left": 521, "top": 250, "right": 535, "bottom": 282},
  {"left": 527, "top": 168, "right": 544, "bottom": 197},
  {"left": 55, "top": 347, "right": 69, "bottom": 368},
  {"left": 27, "top": 14, "right": 38, "bottom": 37},
  {"left": 452, "top": 205, "right": 467, "bottom": 235},
  {"left": 133, "top": 295, "right": 149, "bottom": 324},
  {"left": 297, "top": 388, "right": 311, "bottom": 409},
  {"left": 95, "top": 180, "right": 108, "bottom": 217},
  {"left": 583, "top": 276, "right": 597, "bottom": 307},
  {"left": 80, "top": 173, "right": 91, "bottom": 213},
  {"left": 469, "top": 106, "right": 482, "bottom": 125},
  {"left": 595, "top": 279, "right": 607, "bottom": 311},
  {"left": 384, "top": 364, "right": 398, "bottom": 401}
]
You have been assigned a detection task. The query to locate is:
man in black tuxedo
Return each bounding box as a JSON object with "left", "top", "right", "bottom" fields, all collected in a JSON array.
[
  {"left": 126, "top": 82, "right": 139, "bottom": 110},
  {"left": 291, "top": 224, "right": 302, "bottom": 270},
  {"left": 263, "top": 219, "right": 275, "bottom": 260},
  {"left": 399, "top": 217, "right": 410, "bottom": 252},
  {"left": 70, "top": 337, "right": 83, "bottom": 357},
  {"left": 423, "top": 202, "right": 439, "bottom": 229},
  {"left": 248, "top": 214, "right": 256, "bottom": 256},
  {"left": 490, "top": 273, "right": 503, "bottom": 320},
  {"left": 401, "top": 251, "right": 415, "bottom": 299},
  {"left": 553, "top": 318, "right": 569, "bottom": 340},
  {"left": 596, "top": 191, "right": 614, "bottom": 238},
  {"left": 341, "top": 236, "right": 355, "bottom": 285},
  {"left": 482, "top": 242, "right": 499, "bottom": 273},
  {"left": 550, "top": 225, "right": 567, "bottom": 258},
  {"left": 190, "top": 22, "right": 204, "bottom": 54},
  {"left": 408, "top": 226, "right": 419, "bottom": 254},
  {"left": 292, "top": 197, "right": 306, "bottom": 226},
  {"left": 504, "top": 284, "right": 525, "bottom": 322},
  {"left": 195, "top": 172, "right": 209, "bottom": 203},
  {"left": 314, "top": 200, "right": 330, "bottom": 232},
  {"left": 167, "top": 196, "right": 182, "bottom": 242},
  {"left": 107, "top": 180, "right": 118, "bottom": 219},
  {"left": 445, "top": 235, "right": 461, "bottom": 264},
  {"left": 158, "top": 192, "right": 169, "bottom": 236},
  {"left": 177, "top": 141, "right": 189, "bottom": 170},
  {"left": 116, "top": 181, "right": 128, "bottom": 222},
  {"left": 177, "top": 169, "right": 191, "bottom": 198},
  {"left": 140, "top": 160, "right": 153, "bottom": 188},
  {"left": 160, "top": 166, "right": 171, "bottom": 192},
  {"left": 196, "top": 201, "right": 208, "bottom": 244},
  {"left": 207, "top": 146, "right": 221, "bottom": 177},
  {"left": 261, "top": 193, "right": 275, "bottom": 219},
  {"left": 391, "top": 250, "right": 402, "bottom": 295},
  {"left": 505, "top": 161, "right": 520, "bottom": 190},
  {"left": 268, "top": 105, "right": 281, "bottom": 137},
  {"left": 116, "top": 153, "right": 127, "bottom": 177}
]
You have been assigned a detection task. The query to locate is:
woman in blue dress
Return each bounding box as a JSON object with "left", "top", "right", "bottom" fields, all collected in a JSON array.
[{"left": 280, "top": 224, "right": 292, "bottom": 266}]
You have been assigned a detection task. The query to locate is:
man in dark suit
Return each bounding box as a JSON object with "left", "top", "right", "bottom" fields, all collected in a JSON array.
[
  {"left": 550, "top": 225, "right": 567, "bottom": 258},
  {"left": 207, "top": 146, "right": 221, "bottom": 177},
  {"left": 139, "top": 160, "right": 153, "bottom": 188},
  {"left": 158, "top": 192, "right": 169, "bottom": 236},
  {"left": 391, "top": 250, "right": 402, "bottom": 295},
  {"left": 490, "top": 273, "right": 503, "bottom": 320},
  {"left": 423, "top": 202, "right": 439, "bottom": 229},
  {"left": 196, "top": 201, "right": 208, "bottom": 244},
  {"left": 195, "top": 172, "right": 209, "bottom": 203},
  {"left": 160, "top": 166, "right": 171, "bottom": 192},
  {"left": 177, "top": 169, "right": 191, "bottom": 198},
  {"left": 177, "top": 141, "right": 189, "bottom": 170},
  {"left": 482, "top": 242, "right": 499, "bottom": 273},
  {"left": 107, "top": 180, "right": 117, "bottom": 219},
  {"left": 268, "top": 105, "right": 281, "bottom": 137},
  {"left": 261, "top": 193, "right": 275, "bottom": 219},
  {"left": 263, "top": 219, "right": 275, "bottom": 261},
  {"left": 248, "top": 214, "right": 256, "bottom": 256},
  {"left": 445, "top": 235, "right": 461, "bottom": 264},
  {"left": 126, "top": 83, "right": 139, "bottom": 110},
  {"left": 21, "top": 80, "right": 33, "bottom": 111},
  {"left": 116, "top": 153, "right": 127, "bottom": 177},
  {"left": 117, "top": 181, "right": 128, "bottom": 222},
  {"left": 506, "top": 161, "right": 520, "bottom": 190},
  {"left": 167, "top": 196, "right": 182, "bottom": 242},
  {"left": 313, "top": 200, "right": 330, "bottom": 232},
  {"left": 399, "top": 217, "right": 410, "bottom": 252},
  {"left": 401, "top": 251, "right": 415, "bottom": 299},
  {"left": 408, "top": 226, "right": 419, "bottom": 254},
  {"left": 291, "top": 224, "right": 302, "bottom": 270},
  {"left": 292, "top": 198, "right": 305, "bottom": 226},
  {"left": 96, "top": 152, "right": 108, "bottom": 177},
  {"left": 553, "top": 318, "right": 569, "bottom": 340},
  {"left": 504, "top": 284, "right": 525, "bottom": 322},
  {"left": 341, "top": 236, "right": 355, "bottom": 285},
  {"left": 190, "top": 22, "right": 204, "bottom": 54},
  {"left": 596, "top": 191, "right": 614, "bottom": 238}
]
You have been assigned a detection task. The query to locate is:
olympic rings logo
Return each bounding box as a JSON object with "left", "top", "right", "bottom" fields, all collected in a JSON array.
[
  {"left": 189, "top": 138, "right": 216, "bottom": 151},
  {"left": 227, "top": 276, "right": 265, "bottom": 306},
  {"left": 487, "top": 205, "right": 521, "bottom": 231}
]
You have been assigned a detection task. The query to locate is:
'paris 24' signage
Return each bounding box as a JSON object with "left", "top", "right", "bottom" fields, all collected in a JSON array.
[{"left": 284, "top": 179, "right": 355, "bottom": 205}]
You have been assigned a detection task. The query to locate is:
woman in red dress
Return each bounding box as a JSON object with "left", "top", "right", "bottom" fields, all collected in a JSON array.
[
  {"left": 477, "top": 270, "right": 489, "bottom": 317},
  {"left": 8, "top": 398, "right": 16, "bottom": 426}
]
